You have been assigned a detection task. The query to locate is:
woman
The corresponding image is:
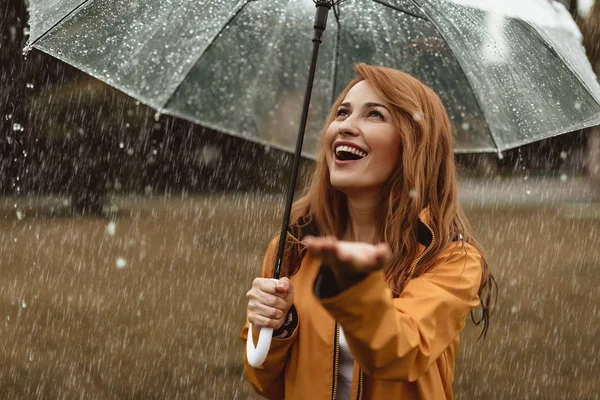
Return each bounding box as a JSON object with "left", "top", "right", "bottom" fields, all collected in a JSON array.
[{"left": 240, "top": 63, "right": 495, "bottom": 400}]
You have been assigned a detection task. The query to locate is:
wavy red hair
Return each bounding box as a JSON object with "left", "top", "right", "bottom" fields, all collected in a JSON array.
[{"left": 282, "top": 63, "right": 496, "bottom": 337}]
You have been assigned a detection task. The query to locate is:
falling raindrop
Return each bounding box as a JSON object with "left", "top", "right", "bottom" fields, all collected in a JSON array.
[
  {"left": 16, "top": 211, "right": 23, "bottom": 220},
  {"left": 106, "top": 222, "right": 116, "bottom": 236},
  {"left": 116, "top": 257, "right": 127, "bottom": 269}
]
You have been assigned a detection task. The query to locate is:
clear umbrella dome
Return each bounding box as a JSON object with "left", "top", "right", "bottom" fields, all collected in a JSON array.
[{"left": 27, "top": 0, "right": 600, "bottom": 156}]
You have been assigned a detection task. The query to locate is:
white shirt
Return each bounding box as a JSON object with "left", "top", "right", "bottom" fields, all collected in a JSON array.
[{"left": 336, "top": 327, "right": 354, "bottom": 400}]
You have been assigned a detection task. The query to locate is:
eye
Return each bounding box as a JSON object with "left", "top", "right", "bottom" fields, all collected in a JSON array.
[
  {"left": 336, "top": 108, "right": 349, "bottom": 118},
  {"left": 368, "top": 110, "right": 384, "bottom": 119}
]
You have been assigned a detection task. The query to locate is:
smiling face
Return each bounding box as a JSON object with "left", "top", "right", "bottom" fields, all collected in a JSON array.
[{"left": 325, "top": 80, "right": 401, "bottom": 197}]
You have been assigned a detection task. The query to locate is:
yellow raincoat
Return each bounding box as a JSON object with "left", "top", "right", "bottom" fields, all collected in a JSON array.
[{"left": 240, "top": 210, "right": 482, "bottom": 399}]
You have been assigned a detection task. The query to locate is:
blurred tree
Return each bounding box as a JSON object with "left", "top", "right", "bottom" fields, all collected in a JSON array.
[{"left": 574, "top": 0, "right": 600, "bottom": 178}]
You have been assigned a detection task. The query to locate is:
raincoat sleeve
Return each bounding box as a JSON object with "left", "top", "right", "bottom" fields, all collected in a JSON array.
[
  {"left": 240, "top": 237, "right": 299, "bottom": 399},
  {"left": 316, "top": 241, "right": 482, "bottom": 382}
]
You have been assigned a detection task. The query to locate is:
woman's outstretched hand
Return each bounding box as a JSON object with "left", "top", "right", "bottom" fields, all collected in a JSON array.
[{"left": 303, "top": 236, "right": 391, "bottom": 290}]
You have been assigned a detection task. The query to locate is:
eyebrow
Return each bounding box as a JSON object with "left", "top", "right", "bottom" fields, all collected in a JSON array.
[{"left": 339, "top": 102, "right": 391, "bottom": 113}]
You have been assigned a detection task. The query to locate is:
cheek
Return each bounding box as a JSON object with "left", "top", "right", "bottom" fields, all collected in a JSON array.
[
  {"left": 372, "top": 136, "right": 401, "bottom": 171},
  {"left": 323, "top": 126, "right": 337, "bottom": 156}
]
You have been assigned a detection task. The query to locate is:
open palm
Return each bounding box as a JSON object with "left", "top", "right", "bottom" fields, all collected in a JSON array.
[{"left": 303, "top": 236, "right": 391, "bottom": 277}]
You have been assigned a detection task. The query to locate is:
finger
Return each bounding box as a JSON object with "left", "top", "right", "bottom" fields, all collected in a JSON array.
[
  {"left": 304, "top": 236, "right": 338, "bottom": 251},
  {"left": 253, "top": 277, "right": 278, "bottom": 296},
  {"left": 276, "top": 277, "right": 290, "bottom": 294},
  {"left": 303, "top": 236, "right": 326, "bottom": 253},
  {"left": 376, "top": 243, "right": 392, "bottom": 263},
  {"left": 248, "top": 313, "right": 283, "bottom": 330},
  {"left": 254, "top": 291, "right": 289, "bottom": 311},
  {"left": 248, "top": 301, "right": 285, "bottom": 321}
]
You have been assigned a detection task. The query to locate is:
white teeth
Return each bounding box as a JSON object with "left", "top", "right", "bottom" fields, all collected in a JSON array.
[{"left": 335, "top": 145, "right": 367, "bottom": 159}]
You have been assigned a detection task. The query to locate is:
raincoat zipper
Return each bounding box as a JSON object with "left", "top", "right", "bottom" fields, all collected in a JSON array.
[
  {"left": 356, "top": 368, "right": 364, "bottom": 399},
  {"left": 406, "top": 220, "right": 436, "bottom": 283},
  {"left": 332, "top": 322, "right": 340, "bottom": 400},
  {"left": 339, "top": 221, "right": 435, "bottom": 400}
]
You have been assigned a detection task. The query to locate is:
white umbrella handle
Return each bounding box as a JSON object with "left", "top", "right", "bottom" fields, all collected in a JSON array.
[
  {"left": 246, "top": 278, "right": 278, "bottom": 368},
  {"left": 246, "top": 324, "right": 273, "bottom": 368}
]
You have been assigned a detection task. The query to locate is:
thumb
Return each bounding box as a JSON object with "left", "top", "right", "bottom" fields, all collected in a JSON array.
[{"left": 276, "top": 277, "right": 291, "bottom": 294}]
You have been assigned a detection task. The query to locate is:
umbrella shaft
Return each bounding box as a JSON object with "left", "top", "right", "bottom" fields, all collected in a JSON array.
[{"left": 273, "top": 3, "right": 331, "bottom": 279}]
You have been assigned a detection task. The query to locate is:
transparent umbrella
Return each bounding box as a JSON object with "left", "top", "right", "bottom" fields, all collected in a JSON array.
[
  {"left": 25, "top": 0, "right": 600, "bottom": 156},
  {"left": 25, "top": 0, "right": 600, "bottom": 366}
]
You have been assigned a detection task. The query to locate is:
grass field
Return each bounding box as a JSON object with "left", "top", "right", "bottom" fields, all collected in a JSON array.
[{"left": 0, "top": 190, "right": 598, "bottom": 399}]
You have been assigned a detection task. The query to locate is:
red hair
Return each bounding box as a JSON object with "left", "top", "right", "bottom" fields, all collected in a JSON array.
[{"left": 283, "top": 63, "right": 495, "bottom": 337}]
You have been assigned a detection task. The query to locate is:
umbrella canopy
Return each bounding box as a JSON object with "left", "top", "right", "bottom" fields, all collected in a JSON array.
[{"left": 26, "top": 0, "right": 600, "bottom": 156}]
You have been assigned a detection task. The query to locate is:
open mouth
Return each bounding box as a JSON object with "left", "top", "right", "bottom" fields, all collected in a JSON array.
[{"left": 334, "top": 145, "right": 368, "bottom": 161}]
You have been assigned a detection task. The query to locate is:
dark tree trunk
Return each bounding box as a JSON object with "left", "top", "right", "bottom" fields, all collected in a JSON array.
[{"left": 580, "top": 1, "right": 600, "bottom": 179}]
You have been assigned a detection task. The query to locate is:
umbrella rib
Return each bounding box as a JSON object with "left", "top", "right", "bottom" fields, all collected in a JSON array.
[
  {"left": 403, "top": 0, "right": 503, "bottom": 154},
  {"left": 157, "top": 0, "right": 253, "bottom": 111},
  {"left": 24, "top": 0, "right": 94, "bottom": 53},
  {"left": 518, "top": 19, "right": 600, "bottom": 108},
  {"left": 372, "top": 0, "right": 428, "bottom": 21}
]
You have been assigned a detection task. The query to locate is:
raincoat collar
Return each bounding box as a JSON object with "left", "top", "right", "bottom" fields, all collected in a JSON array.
[{"left": 417, "top": 207, "right": 434, "bottom": 248}]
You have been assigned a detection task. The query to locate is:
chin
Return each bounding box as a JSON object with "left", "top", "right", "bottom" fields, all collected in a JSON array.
[{"left": 330, "top": 177, "right": 363, "bottom": 195}]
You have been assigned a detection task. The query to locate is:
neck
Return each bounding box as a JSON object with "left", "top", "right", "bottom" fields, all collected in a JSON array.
[{"left": 343, "top": 191, "right": 378, "bottom": 243}]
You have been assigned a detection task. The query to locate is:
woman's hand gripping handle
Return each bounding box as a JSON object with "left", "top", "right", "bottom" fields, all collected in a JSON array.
[{"left": 246, "top": 277, "right": 294, "bottom": 367}]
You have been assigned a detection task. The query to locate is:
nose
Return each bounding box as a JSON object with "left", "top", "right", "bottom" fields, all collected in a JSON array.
[{"left": 337, "top": 116, "right": 360, "bottom": 137}]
